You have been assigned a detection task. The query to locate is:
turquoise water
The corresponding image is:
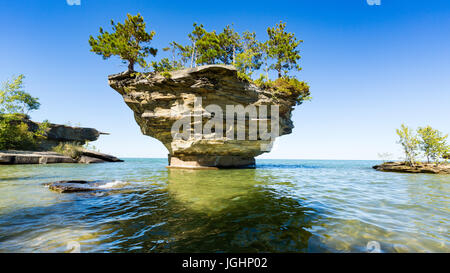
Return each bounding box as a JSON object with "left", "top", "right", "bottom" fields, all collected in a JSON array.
[{"left": 0, "top": 159, "right": 448, "bottom": 253}]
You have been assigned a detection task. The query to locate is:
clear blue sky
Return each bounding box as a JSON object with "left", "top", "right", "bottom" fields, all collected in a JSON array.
[{"left": 1, "top": 0, "right": 449, "bottom": 159}]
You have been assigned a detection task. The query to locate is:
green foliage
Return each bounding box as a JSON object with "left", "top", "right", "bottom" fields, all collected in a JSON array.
[
  {"left": 218, "top": 24, "right": 241, "bottom": 65},
  {"left": 0, "top": 75, "right": 40, "bottom": 115},
  {"left": 266, "top": 21, "right": 302, "bottom": 78},
  {"left": 0, "top": 75, "right": 46, "bottom": 151},
  {"left": 89, "top": 13, "right": 157, "bottom": 71},
  {"left": 161, "top": 72, "right": 172, "bottom": 79},
  {"left": 90, "top": 17, "right": 311, "bottom": 103},
  {"left": 235, "top": 31, "right": 262, "bottom": 77},
  {"left": 0, "top": 114, "right": 48, "bottom": 150},
  {"left": 254, "top": 73, "right": 269, "bottom": 86},
  {"left": 187, "top": 23, "right": 207, "bottom": 67},
  {"left": 0, "top": 114, "right": 36, "bottom": 150},
  {"left": 162, "top": 42, "right": 187, "bottom": 68},
  {"left": 417, "top": 126, "right": 449, "bottom": 164},
  {"left": 237, "top": 71, "right": 251, "bottom": 82},
  {"left": 396, "top": 124, "right": 420, "bottom": 166},
  {"left": 150, "top": 58, "right": 176, "bottom": 72},
  {"left": 259, "top": 76, "right": 311, "bottom": 105},
  {"left": 196, "top": 30, "right": 223, "bottom": 65},
  {"left": 52, "top": 142, "right": 83, "bottom": 159}
]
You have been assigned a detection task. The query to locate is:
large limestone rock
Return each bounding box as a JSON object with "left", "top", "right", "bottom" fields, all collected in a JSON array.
[{"left": 108, "top": 65, "right": 298, "bottom": 168}]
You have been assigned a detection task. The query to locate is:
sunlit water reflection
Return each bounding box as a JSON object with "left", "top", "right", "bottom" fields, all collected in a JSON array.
[{"left": 0, "top": 159, "right": 448, "bottom": 252}]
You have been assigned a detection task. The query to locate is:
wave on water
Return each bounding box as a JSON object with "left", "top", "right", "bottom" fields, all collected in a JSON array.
[{"left": 97, "top": 180, "right": 128, "bottom": 189}]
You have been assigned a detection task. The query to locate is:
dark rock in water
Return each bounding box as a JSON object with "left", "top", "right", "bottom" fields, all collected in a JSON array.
[
  {"left": 46, "top": 180, "right": 97, "bottom": 193},
  {"left": 77, "top": 148, "right": 123, "bottom": 163},
  {"left": 78, "top": 156, "right": 105, "bottom": 164},
  {"left": 373, "top": 162, "right": 450, "bottom": 174},
  {"left": 45, "top": 180, "right": 128, "bottom": 193}
]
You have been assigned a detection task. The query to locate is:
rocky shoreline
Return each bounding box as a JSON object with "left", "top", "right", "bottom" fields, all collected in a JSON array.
[
  {"left": 0, "top": 150, "right": 123, "bottom": 165},
  {"left": 373, "top": 162, "right": 450, "bottom": 174},
  {"left": 0, "top": 116, "right": 123, "bottom": 165}
]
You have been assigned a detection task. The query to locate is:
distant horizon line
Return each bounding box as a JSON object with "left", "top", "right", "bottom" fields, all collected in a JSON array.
[{"left": 116, "top": 157, "right": 385, "bottom": 161}]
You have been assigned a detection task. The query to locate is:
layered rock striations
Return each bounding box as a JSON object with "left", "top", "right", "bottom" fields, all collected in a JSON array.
[{"left": 109, "top": 65, "right": 299, "bottom": 168}]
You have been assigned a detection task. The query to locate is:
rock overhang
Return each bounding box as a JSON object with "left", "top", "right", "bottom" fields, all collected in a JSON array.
[{"left": 108, "top": 65, "right": 298, "bottom": 168}]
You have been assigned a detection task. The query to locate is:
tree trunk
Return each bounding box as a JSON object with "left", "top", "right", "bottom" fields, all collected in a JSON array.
[
  {"left": 232, "top": 46, "right": 236, "bottom": 65},
  {"left": 265, "top": 59, "right": 269, "bottom": 80},
  {"left": 190, "top": 42, "right": 196, "bottom": 68},
  {"left": 128, "top": 61, "right": 135, "bottom": 72}
]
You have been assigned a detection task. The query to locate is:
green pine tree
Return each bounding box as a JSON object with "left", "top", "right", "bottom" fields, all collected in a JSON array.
[
  {"left": 266, "top": 21, "right": 302, "bottom": 78},
  {"left": 89, "top": 13, "right": 157, "bottom": 72},
  {"left": 218, "top": 24, "right": 241, "bottom": 65}
]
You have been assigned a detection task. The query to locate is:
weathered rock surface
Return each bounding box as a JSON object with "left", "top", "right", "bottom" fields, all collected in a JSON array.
[
  {"left": 23, "top": 118, "right": 108, "bottom": 150},
  {"left": 76, "top": 148, "right": 123, "bottom": 162},
  {"left": 373, "top": 162, "right": 450, "bottom": 174},
  {"left": 108, "top": 65, "right": 298, "bottom": 168}
]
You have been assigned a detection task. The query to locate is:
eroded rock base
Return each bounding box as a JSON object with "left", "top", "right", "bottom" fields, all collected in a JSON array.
[{"left": 168, "top": 155, "right": 256, "bottom": 169}]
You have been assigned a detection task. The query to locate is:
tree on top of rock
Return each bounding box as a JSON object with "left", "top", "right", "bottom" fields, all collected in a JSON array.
[
  {"left": 218, "top": 24, "right": 241, "bottom": 65},
  {"left": 89, "top": 13, "right": 157, "bottom": 72},
  {"left": 266, "top": 21, "right": 303, "bottom": 78}
]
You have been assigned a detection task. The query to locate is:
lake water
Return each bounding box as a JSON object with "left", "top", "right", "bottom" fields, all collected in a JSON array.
[{"left": 0, "top": 159, "right": 448, "bottom": 253}]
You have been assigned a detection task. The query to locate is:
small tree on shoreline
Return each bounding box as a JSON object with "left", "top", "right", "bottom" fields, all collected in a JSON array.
[
  {"left": 417, "top": 126, "right": 449, "bottom": 165},
  {"left": 396, "top": 124, "right": 419, "bottom": 166}
]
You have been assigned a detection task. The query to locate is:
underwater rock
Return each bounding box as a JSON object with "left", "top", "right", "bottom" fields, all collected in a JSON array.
[{"left": 45, "top": 180, "right": 128, "bottom": 193}]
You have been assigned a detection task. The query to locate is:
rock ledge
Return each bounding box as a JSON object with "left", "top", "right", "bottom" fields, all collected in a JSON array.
[{"left": 373, "top": 162, "right": 450, "bottom": 174}]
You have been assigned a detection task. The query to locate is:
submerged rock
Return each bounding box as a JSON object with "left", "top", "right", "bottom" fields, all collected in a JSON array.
[
  {"left": 45, "top": 180, "right": 128, "bottom": 193},
  {"left": 373, "top": 162, "right": 450, "bottom": 174},
  {"left": 108, "top": 65, "right": 300, "bottom": 168}
]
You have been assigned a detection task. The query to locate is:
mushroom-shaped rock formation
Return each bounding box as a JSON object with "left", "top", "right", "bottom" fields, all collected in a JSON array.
[{"left": 108, "top": 65, "right": 299, "bottom": 168}]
